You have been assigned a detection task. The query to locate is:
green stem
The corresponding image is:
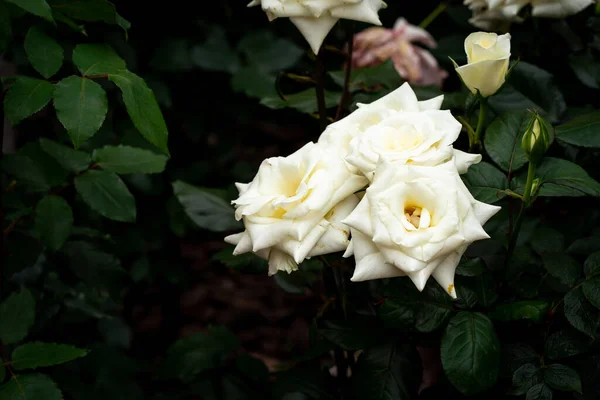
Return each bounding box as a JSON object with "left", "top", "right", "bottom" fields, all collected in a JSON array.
[
  {"left": 315, "top": 51, "right": 328, "bottom": 132},
  {"left": 335, "top": 24, "right": 355, "bottom": 121},
  {"left": 505, "top": 162, "right": 536, "bottom": 266},
  {"left": 470, "top": 99, "right": 486, "bottom": 152},
  {"left": 419, "top": 2, "right": 448, "bottom": 29}
]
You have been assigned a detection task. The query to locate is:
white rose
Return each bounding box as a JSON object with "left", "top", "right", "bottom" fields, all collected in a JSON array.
[
  {"left": 530, "top": 0, "right": 595, "bottom": 18},
  {"left": 455, "top": 32, "right": 511, "bottom": 98},
  {"left": 318, "top": 82, "right": 481, "bottom": 179},
  {"left": 225, "top": 142, "right": 367, "bottom": 275},
  {"left": 248, "top": 0, "right": 387, "bottom": 54},
  {"left": 342, "top": 160, "right": 500, "bottom": 298}
]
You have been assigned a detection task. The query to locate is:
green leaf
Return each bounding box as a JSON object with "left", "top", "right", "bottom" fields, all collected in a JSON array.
[
  {"left": 92, "top": 145, "right": 168, "bottom": 174},
  {"left": 564, "top": 288, "right": 599, "bottom": 338},
  {"left": 0, "top": 289, "right": 36, "bottom": 345},
  {"left": 456, "top": 258, "right": 486, "bottom": 277},
  {"left": 320, "top": 318, "right": 377, "bottom": 350},
  {"left": 0, "top": 373, "right": 62, "bottom": 400},
  {"left": 74, "top": 170, "right": 136, "bottom": 222},
  {"left": 260, "top": 89, "right": 342, "bottom": 114},
  {"left": 172, "top": 180, "right": 240, "bottom": 232},
  {"left": 514, "top": 157, "right": 600, "bottom": 197},
  {"left": 441, "top": 312, "right": 501, "bottom": 395},
  {"left": 4, "top": 77, "right": 54, "bottom": 126},
  {"left": 212, "top": 247, "right": 267, "bottom": 273},
  {"left": 545, "top": 329, "right": 589, "bottom": 360},
  {"left": 48, "top": 0, "right": 128, "bottom": 29},
  {"left": 1, "top": 154, "right": 50, "bottom": 192},
  {"left": 461, "top": 162, "right": 507, "bottom": 204},
  {"left": 542, "top": 253, "right": 581, "bottom": 287},
  {"left": 71, "top": 43, "right": 126, "bottom": 76},
  {"left": 0, "top": 2, "right": 12, "bottom": 53},
  {"left": 568, "top": 237, "right": 600, "bottom": 255},
  {"left": 39, "top": 138, "right": 91, "bottom": 173},
  {"left": 474, "top": 273, "right": 498, "bottom": 307},
  {"left": 34, "top": 195, "right": 73, "bottom": 251},
  {"left": 238, "top": 30, "right": 303, "bottom": 73},
  {"left": 489, "top": 300, "right": 550, "bottom": 323},
  {"left": 351, "top": 343, "right": 421, "bottom": 400},
  {"left": 191, "top": 26, "right": 240, "bottom": 74},
  {"left": 544, "top": 364, "right": 582, "bottom": 393},
  {"left": 53, "top": 75, "right": 108, "bottom": 148},
  {"left": 108, "top": 70, "right": 169, "bottom": 154},
  {"left": 161, "top": 326, "right": 240, "bottom": 383},
  {"left": 329, "top": 60, "right": 402, "bottom": 90},
  {"left": 484, "top": 111, "right": 529, "bottom": 173},
  {"left": 503, "top": 343, "right": 538, "bottom": 377},
  {"left": 569, "top": 54, "right": 600, "bottom": 89},
  {"left": 526, "top": 383, "right": 553, "bottom": 400},
  {"left": 556, "top": 111, "right": 600, "bottom": 148},
  {"left": 11, "top": 342, "right": 88, "bottom": 370},
  {"left": 584, "top": 251, "right": 600, "bottom": 277},
  {"left": 531, "top": 226, "right": 564, "bottom": 255},
  {"left": 582, "top": 278, "right": 600, "bottom": 309},
  {"left": 512, "top": 363, "right": 542, "bottom": 395},
  {"left": 24, "top": 27, "right": 63, "bottom": 79},
  {"left": 230, "top": 66, "right": 276, "bottom": 99},
  {"left": 5, "top": 0, "right": 53, "bottom": 22}
]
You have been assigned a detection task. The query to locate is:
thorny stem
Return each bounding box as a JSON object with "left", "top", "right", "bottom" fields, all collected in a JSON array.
[
  {"left": 505, "top": 162, "right": 536, "bottom": 267},
  {"left": 419, "top": 2, "right": 448, "bottom": 29},
  {"left": 335, "top": 24, "right": 355, "bottom": 121}
]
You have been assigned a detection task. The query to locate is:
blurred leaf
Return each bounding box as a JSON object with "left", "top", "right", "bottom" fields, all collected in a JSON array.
[
  {"left": 172, "top": 180, "right": 240, "bottom": 232},
  {"left": 475, "top": 273, "right": 498, "bottom": 307},
  {"left": 0, "top": 2, "right": 11, "bottom": 53},
  {"left": 461, "top": 162, "right": 507, "bottom": 204},
  {"left": 34, "top": 195, "right": 73, "bottom": 251},
  {"left": 502, "top": 343, "right": 538, "bottom": 377},
  {"left": 238, "top": 30, "right": 303, "bottom": 72},
  {"left": 569, "top": 54, "right": 600, "bottom": 89},
  {"left": 48, "top": 0, "right": 127, "bottom": 29},
  {"left": 72, "top": 43, "right": 126, "bottom": 76},
  {"left": 4, "top": 77, "right": 54, "bottom": 125},
  {"left": 161, "top": 326, "right": 240, "bottom": 383},
  {"left": 261, "top": 89, "right": 341, "bottom": 114},
  {"left": 53, "top": 75, "right": 108, "bottom": 148},
  {"left": 39, "top": 138, "right": 91, "bottom": 173},
  {"left": 108, "top": 70, "right": 169, "bottom": 154},
  {"left": 545, "top": 329, "right": 590, "bottom": 360},
  {"left": 150, "top": 39, "right": 193, "bottom": 72},
  {"left": 0, "top": 288, "right": 36, "bottom": 345},
  {"left": 441, "top": 312, "right": 500, "bottom": 395},
  {"left": 351, "top": 343, "right": 421, "bottom": 400},
  {"left": 526, "top": 383, "right": 552, "bottom": 400},
  {"left": 329, "top": 60, "right": 402, "bottom": 90},
  {"left": 542, "top": 253, "right": 581, "bottom": 286},
  {"left": 191, "top": 26, "right": 240, "bottom": 74},
  {"left": 556, "top": 111, "right": 600, "bottom": 148},
  {"left": 512, "top": 363, "right": 542, "bottom": 396},
  {"left": 489, "top": 300, "right": 550, "bottom": 323},
  {"left": 11, "top": 342, "right": 88, "bottom": 370},
  {"left": 212, "top": 247, "right": 267, "bottom": 274},
  {"left": 75, "top": 170, "right": 136, "bottom": 222},
  {"left": 24, "top": 27, "right": 63, "bottom": 79},
  {"left": 1, "top": 154, "right": 50, "bottom": 192},
  {"left": 320, "top": 318, "right": 377, "bottom": 350},
  {"left": 0, "top": 364, "right": 4, "bottom": 383},
  {"left": 582, "top": 278, "right": 600, "bottom": 309},
  {"left": 235, "top": 355, "right": 269, "bottom": 385},
  {"left": 92, "top": 145, "right": 168, "bottom": 174},
  {"left": 484, "top": 111, "right": 529, "bottom": 173},
  {"left": 544, "top": 364, "right": 582, "bottom": 393},
  {"left": 98, "top": 317, "right": 132, "bottom": 349},
  {"left": 564, "top": 288, "right": 599, "bottom": 338},
  {"left": 0, "top": 373, "right": 62, "bottom": 399},
  {"left": 568, "top": 236, "right": 600, "bottom": 255},
  {"left": 5, "top": 0, "right": 53, "bottom": 21},
  {"left": 231, "top": 66, "right": 276, "bottom": 99},
  {"left": 531, "top": 226, "right": 564, "bottom": 255},
  {"left": 456, "top": 258, "right": 486, "bottom": 277},
  {"left": 584, "top": 251, "right": 600, "bottom": 277}
]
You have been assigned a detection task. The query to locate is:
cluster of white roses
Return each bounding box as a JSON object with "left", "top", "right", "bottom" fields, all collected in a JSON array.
[
  {"left": 226, "top": 83, "right": 501, "bottom": 298},
  {"left": 464, "top": 0, "right": 596, "bottom": 30}
]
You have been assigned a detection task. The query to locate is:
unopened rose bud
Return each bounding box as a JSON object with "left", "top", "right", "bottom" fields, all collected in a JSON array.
[{"left": 522, "top": 112, "right": 553, "bottom": 164}]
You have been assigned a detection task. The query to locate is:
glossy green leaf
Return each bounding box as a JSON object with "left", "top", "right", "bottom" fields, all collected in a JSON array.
[
  {"left": 172, "top": 180, "right": 240, "bottom": 232},
  {"left": 72, "top": 43, "right": 126, "bottom": 76},
  {"left": 34, "top": 195, "right": 73, "bottom": 251},
  {"left": 582, "top": 278, "right": 600, "bottom": 309},
  {"left": 584, "top": 251, "right": 600, "bottom": 277},
  {"left": 0, "top": 373, "right": 62, "bottom": 400},
  {"left": 484, "top": 111, "right": 529, "bottom": 173},
  {"left": 230, "top": 66, "right": 276, "bottom": 99},
  {"left": 556, "top": 111, "right": 600, "bottom": 148},
  {"left": 24, "top": 27, "right": 63, "bottom": 79},
  {"left": 544, "top": 364, "right": 582, "bottom": 393},
  {"left": 489, "top": 300, "right": 550, "bottom": 323},
  {"left": 461, "top": 162, "right": 508, "bottom": 204},
  {"left": 0, "top": 289, "right": 36, "bottom": 345},
  {"left": 11, "top": 342, "right": 88, "bottom": 370},
  {"left": 108, "top": 70, "right": 169, "bottom": 154},
  {"left": 512, "top": 363, "right": 542, "bottom": 395},
  {"left": 92, "top": 145, "right": 168, "bottom": 174},
  {"left": 39, "top": 138, "right": 91, "bottom": 173},
  {"left": 545, "top": 329, "right": 589, "bottom": 360},
  {"left": 351, "top": 343, "right": 421, "bottom": 400},
  {"left": 1, "top": 154, "right": 50, "bottom": 192},
  {"left": 75, "top": 170, "right": 136, "bottom": 222},
  {"left": 4, "top": 77, "right": 54, "bottom": 126},
  {"left": 260, "top": 89, "right": 342, "bottom": 114},
  {"left": 53, "top": 75, "right": 108, "bottom": 148},
  {"left": 5, "top": 0, "right": 53, "bottom": 22},
  {"left": 564, "top": 288, "right": 599, "bottom": 338},
  {"left": 542, "top": 253, "right": 581, "bottom": 286},
  {"left": 526, "top": 383, "right": 552, "bottom": 400},
  {"left": 441, "top": 312, "right": 500, "bottom": 395}
]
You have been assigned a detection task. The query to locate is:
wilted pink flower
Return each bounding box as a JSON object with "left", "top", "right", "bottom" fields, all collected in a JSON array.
[{"left": 352, "top": 18, "right": 448, "bottom": 87}]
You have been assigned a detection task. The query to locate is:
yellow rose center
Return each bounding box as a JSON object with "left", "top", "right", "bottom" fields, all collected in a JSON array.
[
  {"left": 382, "top": 126, "right": 422, "bottom": 151},
  {"left": 478, "top": 38, "right": 494, "bottom": 49},
  {"left": 404, "top": 206, "right": 432, "bottom": 229}
]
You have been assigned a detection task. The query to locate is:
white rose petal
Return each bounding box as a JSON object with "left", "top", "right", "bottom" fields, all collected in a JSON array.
[
  {"left": 343, "top": 160, "right": 500, "bottom": 297},
  {"left": 226, "top": 142, "right": 367, "bottom": 275}
]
